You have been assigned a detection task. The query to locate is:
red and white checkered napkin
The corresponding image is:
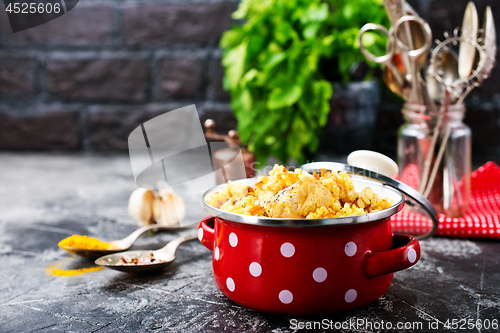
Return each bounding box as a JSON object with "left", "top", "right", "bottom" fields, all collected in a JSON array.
[{"left": 391, "top": 161, "right": 500, "bottom": 239}]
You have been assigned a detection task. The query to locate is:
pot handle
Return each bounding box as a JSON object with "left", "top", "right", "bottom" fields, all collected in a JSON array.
[
  {"left": 363, "top": 233, "right": 420, "bottom": 279},
  {"left": 198, "top": 216, "right": 215, "bottom": 251},
  {"left": 300, "top": 162, "right": 439, "bottom": 240}
]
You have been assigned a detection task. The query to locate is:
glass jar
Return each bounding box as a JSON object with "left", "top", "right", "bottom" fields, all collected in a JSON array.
[{"left": 398, "top": 104, "right": 471, "bottom": 217}]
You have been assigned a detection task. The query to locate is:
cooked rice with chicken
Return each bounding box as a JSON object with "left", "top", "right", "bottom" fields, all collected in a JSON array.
[{"left": 206, "top": 165, "right": 392, "bottom": 219}]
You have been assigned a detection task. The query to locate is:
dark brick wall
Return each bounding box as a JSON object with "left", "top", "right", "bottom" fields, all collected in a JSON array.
[
  {"left": 0, "top": 0, "right": 498, "bottom": 165},
  {"left": 0, "top": 0, "right": 236, "bottom": 151}
]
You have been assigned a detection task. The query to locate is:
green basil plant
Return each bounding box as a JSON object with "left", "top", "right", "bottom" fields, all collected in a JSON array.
[{"left": 221, "top": 0, "right": 390, "bottom": 165}]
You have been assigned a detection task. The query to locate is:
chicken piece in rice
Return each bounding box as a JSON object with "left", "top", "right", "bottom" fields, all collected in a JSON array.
[{"left": 260, "top": 174, "right": 333, "bottom": 218}]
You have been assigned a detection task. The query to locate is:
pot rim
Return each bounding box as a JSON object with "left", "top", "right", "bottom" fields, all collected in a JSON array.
[
  {"left": 201, "top": 162, "right": 438, "bottom": 239},
  {"left": 202, "top": 175, "right": 405, "bottom": 228}
]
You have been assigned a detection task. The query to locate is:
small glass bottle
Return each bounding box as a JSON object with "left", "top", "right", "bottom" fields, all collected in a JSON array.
[{"left": 398, "top": 104, "right": 471, "bottom": 217}]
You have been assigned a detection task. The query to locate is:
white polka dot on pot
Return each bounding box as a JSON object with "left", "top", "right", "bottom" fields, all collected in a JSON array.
[
  {"left": 226, "top": 277, "right": 235, "bottom": 292},
  {"left": 214, "top": 246, "right": 220, "bottom": 260},
  {"left": 229, "top": 232, "right": 238, "bottom": 247},
  {"left": 312, "top": 267, "right": 327, "bottom": 283},
  {"left": 344, "top": 289, "right": 357, "bottom": 303},
  {"left": 249, "top": 262, "right": 262, "bottom": 277},
  {"left": 407, "top": 248, "right": 417, "bottom": 263},
  {"left": 344, "top": 241, "right": 357, "bottom": 257},
  {"left": 280, "top": 242, "right": 295, "bottom": 257},
  {"left": 279, "top": 290, "right": 293, "bottom": 304},
  {"left": 197, "top": 228, "right": 204, "bottom": 241}
]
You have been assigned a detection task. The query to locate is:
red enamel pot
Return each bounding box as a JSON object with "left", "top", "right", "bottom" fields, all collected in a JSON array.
[{"left": 198, "top": 162, "right": 438, "bottom": 316}]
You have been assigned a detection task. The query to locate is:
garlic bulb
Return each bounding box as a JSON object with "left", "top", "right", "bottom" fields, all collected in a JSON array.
[
  {"left": 128, "top": 188, "right": 185, "bottom": 226},
  {"left": 128, "top": 188, "right": 156, "bottom": 226},
  {"left": 158, "top": 191, "right": 186, "bottom": 225},
  {"left": 151, "top": 195, "right": 162, "bottom": 224}
]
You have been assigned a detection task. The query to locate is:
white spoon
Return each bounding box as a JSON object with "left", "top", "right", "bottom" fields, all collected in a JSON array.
[{"left": 347, "top": 150, "right": 399, "bottom": 178}]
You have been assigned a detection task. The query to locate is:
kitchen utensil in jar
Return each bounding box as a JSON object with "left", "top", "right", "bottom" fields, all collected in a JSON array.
[
  {"left": 383, "top": 0, "right": 414, "bottom": 69},
  {"left": 359, "top": 16, "right": 432, "bottom": 103},
  {"left": 383, "top": 0, "right": 429, "bottom": 70},
  {"left": 477, "top": 6, "right": 497, "bottom": 84},
  {"left": 425, "top": 50, "right": 459, "bottom": 104},
  {"left": 419, "top": 50, "right": 458, "bottom": 193},
  {"left": 422, "top": 36, "right": 486, "bottom": 199},
  {"left": 359, "top": 23, "right": 406, "bottom": 92},
  {"left": 458, "top": 2, "right": 479, "bottom": 79},
  {"left": 383, "top": 0, "right": 406, "bottom": 28},
  {"left": 398, "top": 104, "right": 471, "bottom": 217},
  {"left": 383, "top": 53, "right": 408, "bottom": 98},
  {"left": 392, "top": 16, "right": 432, "bottom": 104}
]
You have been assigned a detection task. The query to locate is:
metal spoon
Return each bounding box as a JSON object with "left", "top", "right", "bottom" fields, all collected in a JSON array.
[
  {"left": 440, "top": 51, "right": 459, "bottom": 85},
  {"left": 458, "top": 2, "right": 478, "bottom": 79},
  {"left": 477, "top": 6, "right": 497, "bottom": 83},
  {"left": 384, "top": 65, "right": 405, "bottom": 98},
  {"left": 383, "top": 53, "right": 409, "bottom": 98},
  {"left": 426, "top": 65, "right": 444, "bottom": 103},
  {"left": 95, "top": 233, "right": 197, "bottom": 273},
  {"left": 59, "top": 224, "right": 189, "bottom": 260},
  {"left": 426, "top": 49, "right": 459, "bottom": 103}
]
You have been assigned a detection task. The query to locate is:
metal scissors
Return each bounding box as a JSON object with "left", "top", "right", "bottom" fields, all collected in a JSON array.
[{"left": 359, "top": 16, "right": 432, "bottom": 103}]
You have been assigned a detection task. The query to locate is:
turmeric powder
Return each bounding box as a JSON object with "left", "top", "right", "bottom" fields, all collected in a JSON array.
[
  {"left": 47, "top": 265, "right": 104, "bottom": 277},
  {"left": 46, "top": 257, "right": 104, "bottom": 277},
  {"left": 58, "top": 235, "right": 117, "bottom": 250}
]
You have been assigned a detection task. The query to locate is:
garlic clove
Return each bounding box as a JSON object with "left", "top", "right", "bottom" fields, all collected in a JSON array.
[
  {"left": 151, "top": 195, "right": 162, "bottom": 224},
  {"left": 158, "top": 192, "right": 186, "bottom": 225},
  {"left": 128, "top": 188, "right": 155, "bottom": 226}
]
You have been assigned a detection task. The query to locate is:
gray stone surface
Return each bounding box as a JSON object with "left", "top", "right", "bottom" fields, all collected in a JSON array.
[{"left": 0, "top": 153, "right": 499, "bottom": 332}]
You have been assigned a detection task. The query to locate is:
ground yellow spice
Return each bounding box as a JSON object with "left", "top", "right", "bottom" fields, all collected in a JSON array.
[
  {"left": 58, "top": 235, "right": 117, "bottom": 250},
  {"left": 46, "top": 265, "right": 104, "bottom": 277}
]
